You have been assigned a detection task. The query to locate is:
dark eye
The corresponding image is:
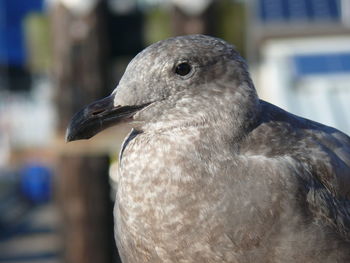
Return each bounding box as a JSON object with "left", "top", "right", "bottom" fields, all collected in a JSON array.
[{"left": 175, "top": 62, "right": 192, "bottom": 76}]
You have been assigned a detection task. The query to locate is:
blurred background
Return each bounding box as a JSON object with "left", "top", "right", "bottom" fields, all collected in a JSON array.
[{"left": 0, "top": 0, "right": 349, "bottom": 262}]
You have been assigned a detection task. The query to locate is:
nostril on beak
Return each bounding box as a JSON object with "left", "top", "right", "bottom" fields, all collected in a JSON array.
[{"left": 92, "top": 109, "right": 105, "bottom": 116}]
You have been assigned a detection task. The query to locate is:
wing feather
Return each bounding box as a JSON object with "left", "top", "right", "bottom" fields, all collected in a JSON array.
[{"left": 242, "top": 100, "right": 350, "bottom": 241}]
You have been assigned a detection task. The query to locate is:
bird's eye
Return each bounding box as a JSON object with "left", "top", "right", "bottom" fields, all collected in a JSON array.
[{"left": 175, "top": 62, "right": 192, "bottom": 76}]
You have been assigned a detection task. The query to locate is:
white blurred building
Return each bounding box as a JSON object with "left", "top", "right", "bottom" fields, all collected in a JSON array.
[
  {"left": 0, "top": 76, "right": 56, "bottom": 148},
  {"left": 248, "top": 0, "right": 350, "bottom": 134},
  {"left": 259, "top": 36, "right": 350, "bottom": 134}
]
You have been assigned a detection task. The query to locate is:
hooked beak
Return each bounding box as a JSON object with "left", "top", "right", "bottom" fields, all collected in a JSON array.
[{"left": 66, "top": 94, "right": 149, "bottom": 142}]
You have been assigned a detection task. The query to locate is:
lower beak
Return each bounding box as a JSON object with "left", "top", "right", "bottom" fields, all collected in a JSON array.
[{"left": 66, "top": 94, "right": 147, "bottom": 142}]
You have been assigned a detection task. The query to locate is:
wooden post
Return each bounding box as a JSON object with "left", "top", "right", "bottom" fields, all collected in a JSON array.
[
  {"left": 58, "top": 156, "right": 115, "bottom": 263},
  {"left": 51, "top": 3, "right": 110, "bottom": 132},
  {"left": 50, "top": 2, "right": 119, "bottom": 263}
]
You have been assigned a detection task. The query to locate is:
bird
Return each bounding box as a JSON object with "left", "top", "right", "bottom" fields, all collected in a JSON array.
[{"left": 66, "top": 35, "right": 350, "bottom": 263}]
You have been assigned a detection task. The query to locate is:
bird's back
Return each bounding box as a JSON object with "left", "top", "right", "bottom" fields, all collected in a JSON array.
[
  {"left": 237, "top": 100, "right": 350, "bottom": 262},
  {"left": 241, "top": 100, "right": 350, "bottom": 200}
]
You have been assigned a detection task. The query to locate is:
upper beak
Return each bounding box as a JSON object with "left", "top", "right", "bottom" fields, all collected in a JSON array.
[{"left": 66, "top": 94, "right": 148, "bottom": 142}]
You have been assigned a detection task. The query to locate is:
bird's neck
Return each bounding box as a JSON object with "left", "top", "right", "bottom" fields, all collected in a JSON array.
[{"left": 137, "top": 82, "right": 261, "bottom": 143}]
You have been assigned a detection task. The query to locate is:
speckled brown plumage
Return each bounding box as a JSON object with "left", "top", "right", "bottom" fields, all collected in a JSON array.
[{"left": 67, "top": 35, "right": 350, "bottom": 263}]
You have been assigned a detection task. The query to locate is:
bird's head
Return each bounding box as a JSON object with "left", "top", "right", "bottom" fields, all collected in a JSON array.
[{"left": 66, "top": 35, "right": 259, "bottom": 142}]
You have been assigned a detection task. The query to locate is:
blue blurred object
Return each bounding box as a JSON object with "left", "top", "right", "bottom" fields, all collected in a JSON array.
[
  {"left": 293, "top": 52, "right": 350, "bottom": 76},
  {"left": 0, "top": 0, "right": 44, "bottom": 66},
  {"left": 20, "top": 163, "right": 53, "bottom": 204},
  {"left": 0, "top": 167, "right": 60, "bottom": 262},
  {"left": 258, "top": 0, "right": 341, "bottom": 22}
]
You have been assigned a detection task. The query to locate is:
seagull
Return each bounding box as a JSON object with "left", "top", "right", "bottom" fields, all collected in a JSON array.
[{"left": 66, "top": 35, "right": 350, "bottom": 263}]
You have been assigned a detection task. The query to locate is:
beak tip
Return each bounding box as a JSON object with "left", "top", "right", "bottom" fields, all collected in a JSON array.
[
  {"left": 65, "top": 129, "right": 73, "bottom": 143},
  {"left": 65, "top": 123, "right": 94, "bottom": 142},
  {"left": 65, "top": 126, "right": 77, "bottom": 143}
]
